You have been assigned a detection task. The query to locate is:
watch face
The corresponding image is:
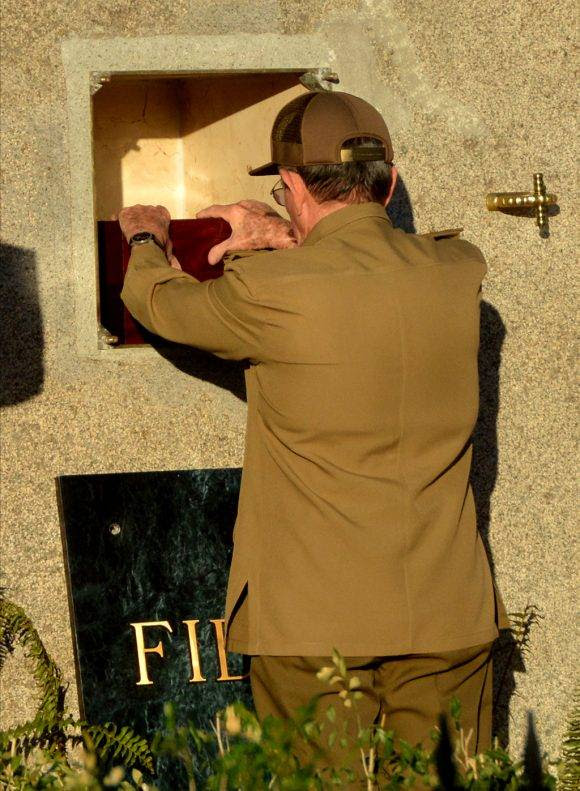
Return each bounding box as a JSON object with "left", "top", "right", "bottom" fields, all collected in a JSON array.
[{"left": 131, "top": 232, "right": 152, "bottom": 243}]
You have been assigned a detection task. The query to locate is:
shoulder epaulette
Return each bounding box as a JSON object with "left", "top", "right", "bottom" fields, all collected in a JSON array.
[{"left": 419, "top": 227, "right": 464, "bottom": 240}]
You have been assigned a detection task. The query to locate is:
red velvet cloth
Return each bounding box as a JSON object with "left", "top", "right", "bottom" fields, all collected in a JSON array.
[{"left": 97, "top": 218, "right": 232, "bottom": 345}]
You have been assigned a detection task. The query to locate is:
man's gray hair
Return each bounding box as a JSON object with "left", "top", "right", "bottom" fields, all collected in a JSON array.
[{"left": 283, "top": 136, "right": 392, "bottom": 205}]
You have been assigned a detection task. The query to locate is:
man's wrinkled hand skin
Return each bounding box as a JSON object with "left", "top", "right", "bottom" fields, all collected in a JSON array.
[
  {"left": 196, "top": 199, "right": 298, "bottom": 265},
  {"left": 116, "top": 204, "right": 182, "bottom": 270},
  {"left": 117, "top": 199, "right": 298, "bottom": 270}
]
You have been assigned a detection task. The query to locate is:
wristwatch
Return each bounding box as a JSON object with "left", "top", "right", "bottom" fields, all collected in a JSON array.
[{"left": 129, "top": 231, "right": 164, "bottom": 250}]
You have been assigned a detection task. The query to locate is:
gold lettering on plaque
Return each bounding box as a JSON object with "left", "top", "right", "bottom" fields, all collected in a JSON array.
[
  {"left": 210, "top": 619, "right": 249, "bottom": 681},
  {"left": 182, "top": 620, "right": 207, "bottom": 682},
  {"left": 129, "top": 620, "right": 173, "bottom": 686}
]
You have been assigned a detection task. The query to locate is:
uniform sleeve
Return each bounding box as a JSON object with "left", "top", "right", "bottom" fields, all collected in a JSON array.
[{"left": 120, "top": 242, "right": 271, "bottom": 362}]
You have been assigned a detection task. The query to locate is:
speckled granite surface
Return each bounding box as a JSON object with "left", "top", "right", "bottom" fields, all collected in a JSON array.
[{"left": 0, "top": 0, "right": 576, "bottom": 764}]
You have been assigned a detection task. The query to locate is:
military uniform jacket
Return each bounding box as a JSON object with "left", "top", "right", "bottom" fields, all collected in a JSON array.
[{"left": 121, "top": 201, "right": 510, "bottom": 656}]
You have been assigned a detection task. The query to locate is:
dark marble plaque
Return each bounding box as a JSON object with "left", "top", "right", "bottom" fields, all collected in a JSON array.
[{"left": 57, "top": 467, "right": 252, "bottom": 788}]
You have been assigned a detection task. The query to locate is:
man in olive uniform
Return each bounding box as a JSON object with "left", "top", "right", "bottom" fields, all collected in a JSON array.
[{"left": 119, "top": 91, "right": 510, "bottom": 781}]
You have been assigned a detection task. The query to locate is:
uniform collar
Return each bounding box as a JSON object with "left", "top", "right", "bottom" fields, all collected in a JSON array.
[{"left": 301, "top": 201, "right": 392, "bottom": 247}]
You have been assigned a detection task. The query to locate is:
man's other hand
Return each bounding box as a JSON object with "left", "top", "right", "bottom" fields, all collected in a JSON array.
[
  {"left": 117, "top": 204, "right": 180, "bottom": 267},
  {"left": 195, "top": 199, "right": 298, "bottom": 265}
]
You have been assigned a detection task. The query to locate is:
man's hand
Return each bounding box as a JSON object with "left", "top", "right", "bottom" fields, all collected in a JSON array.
[
  {"left": 196, "top": 199, "right": 298, "bottom": 265},
  {"left": 117, "top": 204, "right": 181, "bottom": 269},
  {"left": 118, "top": 204, "right": 170, "bottom": 246}
]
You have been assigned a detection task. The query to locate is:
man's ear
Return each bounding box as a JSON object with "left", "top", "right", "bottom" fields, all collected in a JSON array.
[
  {"left": 280, "top": 167, "right": 306, "bottom": 215},
  {"left": 280, "top": 167, "right": 300, "bottom": 191}
]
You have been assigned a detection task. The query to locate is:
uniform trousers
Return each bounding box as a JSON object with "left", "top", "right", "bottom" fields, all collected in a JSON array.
[{"left": 250, "top": 640, "right": 495, "bottom": 788}]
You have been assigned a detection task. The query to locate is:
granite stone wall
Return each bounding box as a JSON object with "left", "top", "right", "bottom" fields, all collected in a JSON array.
[{"left": 1, "top": 0, "right": 575, "bottom": 764}]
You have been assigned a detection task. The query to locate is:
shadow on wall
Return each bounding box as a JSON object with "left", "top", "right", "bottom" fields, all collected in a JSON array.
[
  {"left": 0, "top": 243, "right": 44, "bottom": 406},
  {"left": 471, "top": 301, "right": 519, "bottom": 748},
  {"left": 149, "top": 336, "right": 248, "bottom": 403},
  {"left": 386, "top": 173, "right": 415, "bottom": 234}
]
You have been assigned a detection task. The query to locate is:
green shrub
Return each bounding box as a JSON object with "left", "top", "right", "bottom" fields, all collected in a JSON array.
[
  {"left": 150, "top": 648, "right": 558, "bottom": 790},
  {"left": 0, "top": 591, "right": 571, "bottom": 789}
]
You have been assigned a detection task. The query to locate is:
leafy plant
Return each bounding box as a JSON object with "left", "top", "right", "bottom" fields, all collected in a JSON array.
[
  {"left": 0, "top": 589, "right": 569, "bottom": 789},
  {"left": 0, "top": 732, "right": 154, "bottom": 789},
  {"left": 0, "top": 593, "right": 64, "bottom": 725},
  {"left": 145, "top": 647, "right": 558, "bottom": 790},
  {"left": 558, "top": 685, "right": 580, "bottom": 791},
  {"left": 0, "top": 589, "right": 154, "bottom": 787}
]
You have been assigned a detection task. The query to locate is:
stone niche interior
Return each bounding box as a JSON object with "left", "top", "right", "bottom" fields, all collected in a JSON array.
[
  {"left": 92, "top": 71, "right": 310, "bottom": 221},
  {"left": 92, "top": 71, "right": 310, "bottom": 347}
]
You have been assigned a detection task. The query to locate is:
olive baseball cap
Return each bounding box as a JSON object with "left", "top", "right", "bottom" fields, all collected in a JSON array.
[{"left": 247, "top": 90, "right": 394, "bottom": 176}]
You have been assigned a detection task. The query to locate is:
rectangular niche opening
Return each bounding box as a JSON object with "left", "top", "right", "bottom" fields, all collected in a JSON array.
[{"left": 92, "top": 71, "right": 310, "bottom": 347}]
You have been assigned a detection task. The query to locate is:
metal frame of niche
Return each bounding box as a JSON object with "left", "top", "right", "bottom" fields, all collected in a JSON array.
[{"left": 60, "top": 33, "right": 363, "bottom": 360}]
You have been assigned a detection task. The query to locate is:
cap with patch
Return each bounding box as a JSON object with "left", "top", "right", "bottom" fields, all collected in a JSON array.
[{"left": 247, "top": 90, "right": 394, "bottom": 176}]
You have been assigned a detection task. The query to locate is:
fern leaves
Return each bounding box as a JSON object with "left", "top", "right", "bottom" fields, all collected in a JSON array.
[
  {"left": 81, "top": 723, "right": 155, "bottom": 774},
  {"left": 558, "top": 685, "right": 580, "bottom": 791},
  {"left": 0, "top": 591, "right": 154, "bottom": 777},
  {"left": 0, "top": 594, "right": 63, "bottom": 724}
]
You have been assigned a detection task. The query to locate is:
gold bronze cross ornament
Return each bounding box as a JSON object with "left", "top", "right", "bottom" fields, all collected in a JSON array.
[{"left": 486, "top": 172, "right": 557, "bottom": 238}]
